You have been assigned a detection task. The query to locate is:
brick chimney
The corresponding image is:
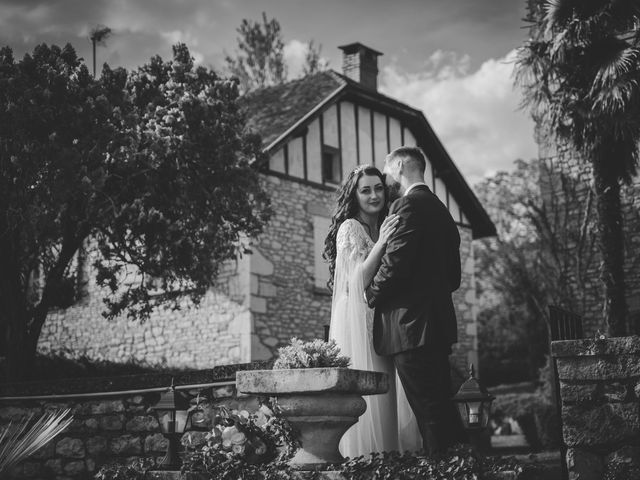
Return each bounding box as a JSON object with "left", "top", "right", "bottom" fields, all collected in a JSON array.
[{"left": 338, "top": 42, "right": 382, "bottom": 91}]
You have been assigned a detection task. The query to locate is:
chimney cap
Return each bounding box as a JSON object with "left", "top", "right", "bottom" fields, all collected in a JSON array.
[{"left": 338, "top": 42, "right": 383, "bottom": 57}]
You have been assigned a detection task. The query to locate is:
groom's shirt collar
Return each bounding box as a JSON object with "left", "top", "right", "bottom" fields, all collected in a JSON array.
[{"left": 404, "top": 182, "right": 426, "bottom": 196}]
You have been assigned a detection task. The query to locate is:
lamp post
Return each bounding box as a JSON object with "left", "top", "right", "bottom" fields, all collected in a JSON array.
[
  {"left": 452, "top": 364, "right": 495, "bottom": 453},
  {"left": 151, "top": 379, "right": 191, "bottom": 469}
]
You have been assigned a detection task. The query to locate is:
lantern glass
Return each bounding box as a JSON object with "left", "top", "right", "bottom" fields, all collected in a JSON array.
[
  {"left": 467, "top": 400, "right": 482, "bottom": 427},
  {"left": 456, "top": 403, "right": 469, "bottom": 429},
  {"left": 157, "top": 410, "right": 171, "bottom": 434},
  {"left": 175, "top": 410, "right": 189, "bottom": 433},
  {"left": 456, "top": 398, "right": 494, "bottom": 429},
  {"left": 480, "top": 399, "right": 493, "bottom": 428},
  {"left": 157, "top": 409, "right": 189, "bottom": 434}
]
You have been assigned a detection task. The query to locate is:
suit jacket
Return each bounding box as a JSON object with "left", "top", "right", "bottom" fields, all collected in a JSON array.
[{"left": 365, "top": 184, "right": 461, "bottom": 356}]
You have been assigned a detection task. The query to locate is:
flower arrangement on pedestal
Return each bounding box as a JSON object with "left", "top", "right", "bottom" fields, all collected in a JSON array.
[
  {"left": 273, "top": 337, "right": 350, "bottom": 369},
  {"left": 181, "top": 400, "right": 298, "bottom": 479}
]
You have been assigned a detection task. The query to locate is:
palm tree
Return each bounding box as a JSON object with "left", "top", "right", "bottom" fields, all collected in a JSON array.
[
  {"left": 89, "top": 25, "right": 112, "bottom": 78},
  {"left": 516, "top": 0, "right": 640, "bottom": 336},
  {"left": 0, "top": 409, "right": 73, "bottom": 476}
]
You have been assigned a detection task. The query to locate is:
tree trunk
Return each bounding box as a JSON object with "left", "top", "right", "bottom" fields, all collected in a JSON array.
[
  {"left": 5, "top": 311, "right": 35, "bottom": 383},
  {"left": 592, "top": 157, "right": 628, "bottom": 336},
  {"left": 1, "top": 251, "right": 34, "bottom": 382}
]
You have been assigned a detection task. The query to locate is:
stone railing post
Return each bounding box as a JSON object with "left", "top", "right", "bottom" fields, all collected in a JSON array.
[{"left": 551, "top": 336, "right": 640, "bottom": 479}]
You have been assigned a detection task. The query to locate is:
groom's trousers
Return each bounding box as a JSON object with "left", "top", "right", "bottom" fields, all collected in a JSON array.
[{"left": 393, "top": 344, "right": 466, "bottom": 455}]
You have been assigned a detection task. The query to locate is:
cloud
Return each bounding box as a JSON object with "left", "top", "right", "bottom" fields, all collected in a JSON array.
[
  {"left": 284, "top": 39, "right": 308, "bottom": 78},
  {"left": 380, "top": 49, "right": 538, "bottom": 185}
]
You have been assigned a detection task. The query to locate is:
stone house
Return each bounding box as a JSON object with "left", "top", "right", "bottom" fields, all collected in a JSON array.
[
  {"left": 38, "top": 43, "right": 496, "bottom": 373},
  {"left": 537, "top": 136, "right": 640, "bottom": 336}
]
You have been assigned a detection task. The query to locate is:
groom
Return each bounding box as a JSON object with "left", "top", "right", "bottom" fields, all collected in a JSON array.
[{"left": 365, "top": 146, "right": 463, "bottom": 455}]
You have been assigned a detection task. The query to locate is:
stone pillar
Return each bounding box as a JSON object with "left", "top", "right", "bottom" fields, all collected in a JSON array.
[{"left": 551, "top": 336, "right": 640, "bottom": 479}]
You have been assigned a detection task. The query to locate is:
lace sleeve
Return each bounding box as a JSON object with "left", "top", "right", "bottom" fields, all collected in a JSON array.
[
  {"left": 331, "top": 219, "right": 369, "bottom": 299},
  {"left": 330, "top": 219, "right": 373, "bottom": 349},
  {"left": 336, "top": 219, "right": 369, "bottom": 262}
]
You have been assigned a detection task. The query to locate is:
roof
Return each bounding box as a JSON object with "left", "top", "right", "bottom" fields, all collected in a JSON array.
[
  {"left": 240, "top": 70, "right": 496, "bottom": 239},
  {"left": 240, "top": 71, "right": 344, "bottom": 147}
]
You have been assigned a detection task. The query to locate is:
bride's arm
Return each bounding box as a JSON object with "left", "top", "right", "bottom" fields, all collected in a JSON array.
[{"left": 360, "top": 214, "right": 399, "bottom": 287}]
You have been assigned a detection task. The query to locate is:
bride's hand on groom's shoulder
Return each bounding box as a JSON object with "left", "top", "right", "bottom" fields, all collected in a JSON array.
[{"left": 378, "top": 214, "right": 400, "bottom": 245}]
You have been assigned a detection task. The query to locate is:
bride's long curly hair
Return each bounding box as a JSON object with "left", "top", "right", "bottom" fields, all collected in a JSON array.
[{"left": 322, "top": 165, "right": 388, "bottom": 291}]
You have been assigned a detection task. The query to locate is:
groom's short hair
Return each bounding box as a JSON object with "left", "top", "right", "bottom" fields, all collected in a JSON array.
[{"left": 386, "top": 146, "right": 427, "bottom": 175}]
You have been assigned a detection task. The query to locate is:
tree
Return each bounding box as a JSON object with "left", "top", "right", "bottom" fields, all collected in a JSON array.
[
  {"left": 225, "top": 12, "right": 287, "bottom": 92},
  {"left": 0, "top": 43, "right": 271, "bottom": 382},
  {"left": 89, "top": 25, "right": 112, "bottom": 78},
  {"left": 302, "top": 40, "right": 328, "bottom": 76},
  {"left": 475, "top": 159, "right": 598, "bottom": 384},
  {"left": 516, "top": 0, "right": 640, "bottom": 335}
]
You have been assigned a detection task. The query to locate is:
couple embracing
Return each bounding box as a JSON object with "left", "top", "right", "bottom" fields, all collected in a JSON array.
[{"left": 323, "top": 146, "right": 465, "bottom": 457}]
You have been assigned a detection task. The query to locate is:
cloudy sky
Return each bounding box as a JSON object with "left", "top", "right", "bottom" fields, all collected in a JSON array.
[{"left": 0, "top": 0, "right": 538, "bottom": 185}]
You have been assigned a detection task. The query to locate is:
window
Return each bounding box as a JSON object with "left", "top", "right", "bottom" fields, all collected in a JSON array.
[
  {"left": 312, "top": 215, "right": 332, "bottom": 292},
  {"left": 322, "top": 146, "right": 341, "bottom": 184}
]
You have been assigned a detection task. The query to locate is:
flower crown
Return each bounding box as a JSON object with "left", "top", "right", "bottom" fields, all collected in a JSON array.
[{"left": 353, "top": 164, "right": 373, "bottom": 175}]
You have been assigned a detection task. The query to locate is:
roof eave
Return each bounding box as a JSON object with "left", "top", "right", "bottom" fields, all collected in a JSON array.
[{"left": 263, "top": 82, "right": 347, "bottom": 154}]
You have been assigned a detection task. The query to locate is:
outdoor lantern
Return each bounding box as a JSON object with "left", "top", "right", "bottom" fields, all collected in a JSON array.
[
  {"left": 151, "top": 379, "right": 192, "bottom": 469},
  {"left": 452, "top": 364, "right": 495, "bottom": 430}
]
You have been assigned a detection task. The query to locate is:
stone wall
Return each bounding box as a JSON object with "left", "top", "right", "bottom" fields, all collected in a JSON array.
[
  {"left": 539, "top": 143, "right": 640, "bottom": 336},
  {"left": 0, "top": 365, "right": 264, "bottom": 480},
  {"left": 551, "top": 336, "right": 640, "bottom": 479},
  {"left": 248, "top": 174, "right": 336, "bottom": 359},
  {"left": 452, "top": 227, "right": 478, "bottom": 375},
  {"left": 38, "top": 250, "right": 252, "bottom": 369}
]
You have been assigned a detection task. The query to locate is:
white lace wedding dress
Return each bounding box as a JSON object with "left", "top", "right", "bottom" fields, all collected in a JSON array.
[{"left": 329, "top": 218, "right": 422, "bottom": 458}]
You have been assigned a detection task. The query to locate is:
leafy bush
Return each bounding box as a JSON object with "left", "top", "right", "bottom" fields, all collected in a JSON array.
[
  {"left": 181, "top": 399, "right": 298, "bottom": 480},
  {"left": 273, "top": 338, "right": 350, "bottom": 369},
  {"left": 338, "top": 445, "right": 529, "bottom": 479},
  {"left": 477, "top": 305, "right": 547, "bottom": 387},
  {"left": 94, "top": 458, "right": 156, "bottom": 480},
  {"left": 604, "top": 459, "right": 640, "bottom": 480},
  {"left": 491, "top": 392, "right": 560, "bottom": 450}
]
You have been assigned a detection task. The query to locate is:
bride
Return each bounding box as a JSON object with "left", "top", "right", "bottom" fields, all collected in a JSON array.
[{"left": 323, "top": 164, "right": 422, "bottom": 458}]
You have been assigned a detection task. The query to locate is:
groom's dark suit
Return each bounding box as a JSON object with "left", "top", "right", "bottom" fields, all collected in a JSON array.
[{"left": 365, "top": 183, "right": 463, "bottom": 454}]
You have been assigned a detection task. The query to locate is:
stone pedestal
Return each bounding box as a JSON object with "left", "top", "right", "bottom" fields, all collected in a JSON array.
[
  {"left": 236, "top": 368, "right": 388, "bottom": 470},
  {"left": 552, "top": 335, "right": 640, "bottom": 480}
]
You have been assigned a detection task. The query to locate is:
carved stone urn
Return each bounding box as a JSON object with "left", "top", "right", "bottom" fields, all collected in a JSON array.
[{"left": 236, "top": 367, "right": 388, "bottom": 470}]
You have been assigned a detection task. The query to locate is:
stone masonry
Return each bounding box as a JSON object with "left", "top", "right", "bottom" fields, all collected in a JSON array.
[
  {"left": 452, "top": 227, "right": 479, "bottom": 375},
  {"left": 39, "top": 253, "right": 252, "bottom": 368},
  {"left": 539, "top": 142, "right": 640, "bottom": 336},
  {"left": 552, "top": 336, "right": 640, "bottom": 479},
  {"left": 247, "top": 174, "right": 335, "bottom": 359},
  {"left": 0, "top": 367, "right": 263, "bottom": 480}
]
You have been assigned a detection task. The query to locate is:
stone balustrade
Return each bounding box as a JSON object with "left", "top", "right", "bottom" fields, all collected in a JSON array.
[
  {"left": 0, "top": 362, "right": 269, "bottom": 480},
  {"left": 551, "top": 335, "right": 640, "bottom": 479}
]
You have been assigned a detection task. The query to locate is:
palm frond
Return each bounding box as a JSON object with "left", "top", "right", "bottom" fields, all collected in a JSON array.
[
  {"left": 544, "top": 0, "right": 575, "bottom": 30},
  {"left": 608, "top": 0, "right": 640, "bottom": 33},
  {"left": 592, "top": 77, "right": 639, "bottom": 114},
  {"left": 591, "top": 42, "right": 639, "bottom": 92},
  {"left": 544, "top": 0, "right": 603, "bottom": 29},
  {"left": 0, "top": 409, "right": 73, "bottom": 475}
]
